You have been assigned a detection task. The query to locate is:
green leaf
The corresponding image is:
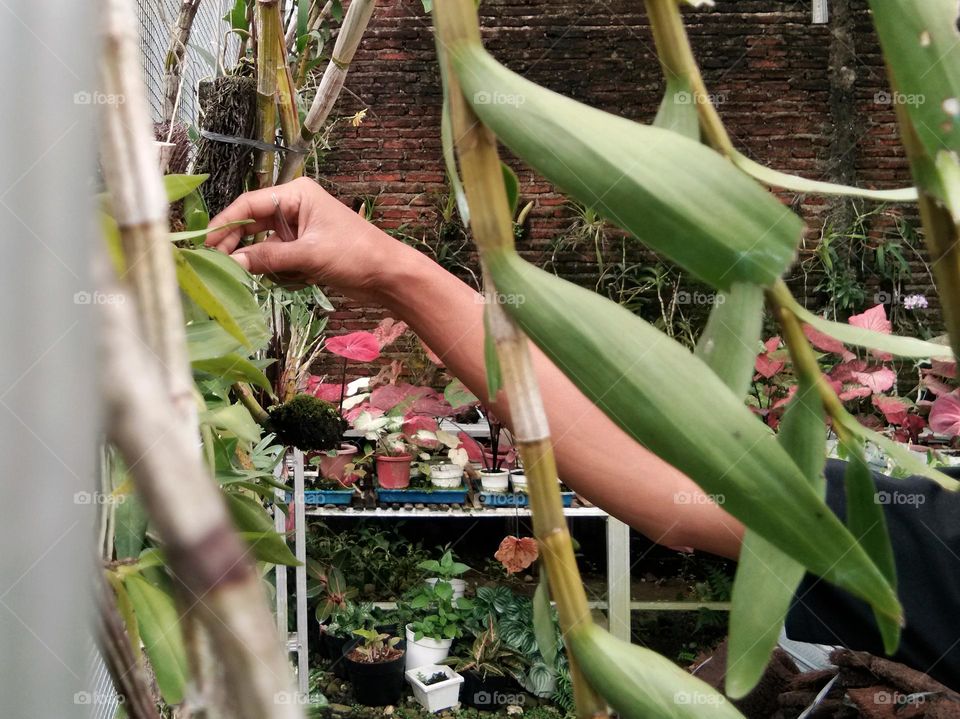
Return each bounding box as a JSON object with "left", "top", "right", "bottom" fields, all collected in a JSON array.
[
  {"left": 175, "top": 247, "right": 268, "bottom": 350},
  {"left": 840, "top": 438, "right": 900, "bottom": 654},
  {"left": 532, "top": 576, "right": 557, "bottom": 666},
  {"left": 109, "top": 577, "right": 142, "bottom": 663},
  {"left": 866, "top": 1, "right": 960, "bottom": 167},
  {"left": 436, "top": 35, "right": 470, "bottom": 225},
  {"left": 653, "top": 78, "right": 700, "bottom": 141},
  {"left": 731, "top": 151, "right": 918, "bottom": 202},
  {"left": 169, "top": 219, "right": 252, "bottom": 245},
  {"left": 726, "top": 377, "right": 824, "bottom": 698},
  {"left": 451, "top": 45, "right": 803, "bottom": 289},
  {"left": 487, "top": 250, "right": 900, "bottom": 625},
  {"left": 694, "top": 283, "right": 763, "bottom": 398},
  {"left": 224, "top": 0, "right": 247, "bottom": 31},
  {"left": 186, "top": 315, "right": 269, "bottom": 362},
  {"left": 787, "top": 297, "right": 953, "bottom": 360},
  {"left": 192, "top": 354, "right": 273, "bottom": 393},
  {"left": 501, "top": 162, "right": 520, "bottom": 215},
  {"left": 183, "top": 189, "right": 210, "bottom": 233},
  {"left": 238, "top": 531, "right": 301, "bottom": 566},
  {"left": 483, "top": 304, "right": 502, "bottom": 401},
  {"left": 225, "top": 491, "right": 276, "bottom": 534},
  {"left": 164, "top": 173, "right": 209, "bottom": 203},
  {"left": 569, "top": 623, "right": 745, "bottom": 719},
  {"left": 201, "top": 402, "right": 262, "bottom": 443},
  {"left": 123, "top": 575, "right": 188, "bottom": 705}
]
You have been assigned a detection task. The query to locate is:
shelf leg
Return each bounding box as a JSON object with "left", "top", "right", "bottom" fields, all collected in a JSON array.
[
  {"left": 606, "top": 517, "right": 631, "bottom": 641},
  {"left": 294, "top": 449, "right": 308, "bottom": 695}
]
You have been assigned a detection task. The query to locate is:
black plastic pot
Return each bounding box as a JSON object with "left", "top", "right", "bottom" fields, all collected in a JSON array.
[
  {"left": 320, "top": 630, "right": 352, "bottom": 678},
  {"left": 342, "top": 641, "right": 406, "bottom": 706},
  {"left": 461, "top": 670, "right": 523, "bottom": 710}
]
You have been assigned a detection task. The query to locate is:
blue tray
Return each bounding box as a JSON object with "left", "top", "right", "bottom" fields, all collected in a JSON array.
[
  {"left": 287, "top": 490, "right": 355, "bottom": 506},
  {"left": 376, "top": 488, "right": 468, "bottom": 504},
  {"left": 479, "top": 492, "right": 575, "bottom": 508}
]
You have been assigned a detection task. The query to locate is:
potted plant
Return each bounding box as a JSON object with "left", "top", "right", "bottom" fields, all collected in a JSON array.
[
  {"left": 404, "top": 581, "right": 473, "bottom": 670},
  {"left": 352, "top": 407, "right": 417, "bottom": 489},
  {"left": 342, "top": 628, "right": 406, "bottom": 706},
  {"left": 445, "top": 617, "right": 527, "bottom": 710},
  {"left": 405, "top": 665, "right": 464, "bottom": 713},
  {"left": 318, "top": 600, "right": 373, "bottom": 679},
  {"left": 461, "top": 413, "right": 515, "bottom": 492},
  {"left": 418, "top": 549, "right": 469, "bottom": 599},
  {"left": 509, "top": 458, "right": 527, "bottom": 492}
]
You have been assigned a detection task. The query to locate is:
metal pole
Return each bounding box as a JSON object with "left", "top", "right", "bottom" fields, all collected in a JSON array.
[
  {"left": 813, "top": 0, "right": 829, "bottom": 24},
  {"left": 0, "top": 2, "right": 96, "bottom": 716},
  {"left": 294, "top": 449, "right": 308, "bottom": 696},
  {"left": 605, "top": 518, "right": 632, "bottom": 641}
]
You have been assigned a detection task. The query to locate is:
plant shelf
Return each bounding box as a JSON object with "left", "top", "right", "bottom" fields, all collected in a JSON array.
[
  {"left": 478, "top": 491, "right": 575, "bottom": 508},
  {"left": 376, "top": 487, "right": 469, "bottom": 504}
]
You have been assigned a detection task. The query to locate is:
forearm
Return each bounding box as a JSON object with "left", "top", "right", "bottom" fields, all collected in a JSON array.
[{"left": 374, "top": 238, "right": 744, "bottom": 559}]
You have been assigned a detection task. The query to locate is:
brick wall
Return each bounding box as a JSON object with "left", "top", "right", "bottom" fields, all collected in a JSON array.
[{"left": 310, "top": 0, "right": 938, "bottom": 376}]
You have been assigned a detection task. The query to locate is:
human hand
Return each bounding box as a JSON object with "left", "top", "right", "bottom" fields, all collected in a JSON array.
[{"left": 205, "top": 177, "right": 401, "bottom": 302}]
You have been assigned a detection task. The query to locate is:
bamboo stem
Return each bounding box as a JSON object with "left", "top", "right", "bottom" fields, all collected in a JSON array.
[
  {"left": 99, "top": 2, "right": 302, "bottom": 716},
  {"left": 162, "top": 0, "right": 202, "bottom": 122},
  {"left": 434, "top": 4, "right": 606, "bottom": 717},
  {"left": 235, "top": 382, "right": 271, "bottom": 424},
  {"left": 277, "top": 0, "right": 376, "bottom": 182},
  {"left": 255, "top": 0, "right": 282, "bottom": 189},
  {"left": 276, "top": 19, "right": 302, "bottom": 148},
  {"left": 644, "top": 0, "right": 734, "bottom": 155}
]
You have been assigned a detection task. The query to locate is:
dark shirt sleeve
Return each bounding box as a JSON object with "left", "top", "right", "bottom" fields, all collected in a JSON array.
[{"left": 785, "top": 459, "right": 960, "bottom": 689}]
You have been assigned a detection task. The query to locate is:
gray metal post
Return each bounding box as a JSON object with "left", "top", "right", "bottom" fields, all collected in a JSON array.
[
  {"left": 0, "top": 3, "right": 97, "bottom": 716},
  {"left": 274, "top": 465, "right": 288, "bottom": 638},
  {"left": 606, "top": 517, "right": 632, "bottom": 641},
  {"left": 293, "top": 449, "right": 309, "bottom": 695},
  {"left": 813, "top": 0, "right": 829, "bottom": 24}
]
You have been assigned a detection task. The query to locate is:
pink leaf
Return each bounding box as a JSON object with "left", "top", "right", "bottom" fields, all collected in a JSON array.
[
  {"left": 921, "top": 370, "right": 954, "bottom": 397},
  {"left": 802, "top": 324, "right": 854, "bottom": 360},
  {"left": 305, "top": 376, "right": 343, "bottom": 403},
  {"left": 755, "top": 353, "right": 784, "bottom": 379},
  {"left": 930, "top": 391, "right": 960, "bottom": 437},
  {"left": 930, "top": 359, "right": 957, "bottom": 379},
  {"left": 457, "top": 431, "right": 484, "bottom": 462},
  {"left": 872, "top": 395, "right": 910, "bottom": 425},
  {"left": 829, "top": 359, "right": 868, "bottom": 384},
  {"left": 839, "top": 386, "right": 872, "bottom": 401},
  {"left": 372, "top": 318, "right": 408, "bottom": 350},
  {"left": 851, "top": 366, "right": 896, "bottom": 394},
  {"left": 763, "top": 336, "right": 782, "bottom": 353},
  {"left": 848, "top": 304, "right": 892, "bottom": 334},
  {"left": 325, "top": 332, "right": 381, "bottom": 362},
  {"left": 494, "top": 536, "right": 539, "bottom": 574}
]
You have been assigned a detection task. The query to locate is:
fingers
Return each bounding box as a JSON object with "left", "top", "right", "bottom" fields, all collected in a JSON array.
[
  {"left": 232, "top": 241, "right": 307, "bottom": 279},
  {"left": 205, "top": 182, "right": 305, "bottom": 253}
]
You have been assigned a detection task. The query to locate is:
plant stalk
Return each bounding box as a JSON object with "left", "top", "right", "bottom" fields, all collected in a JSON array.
[
  {"left": 255, "top": 0, "right": 282, "bottom": 189},
  {"left": 162, "top": 0, "right": 202, "bottom": 122},
  {"left": 277, "top": 0, "right": 377, "bottom": 182},
  {"left": 434, "top": 3, "right": 607, "bottom": 716}
]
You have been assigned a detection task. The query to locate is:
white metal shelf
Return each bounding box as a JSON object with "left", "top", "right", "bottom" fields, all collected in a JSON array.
[{"left": 304, "top": 505, "right": 608, "bottom": 519}]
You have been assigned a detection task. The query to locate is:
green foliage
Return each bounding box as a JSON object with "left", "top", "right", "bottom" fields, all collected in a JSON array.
[
  {"left": 417, "top": 549, "right": 469, "bottom": 581},
  {"left": 325, "top": 601, "right": 375, "bottom": 639},
  {"left": 268, "top": 394, "right": 346, "bottom": 452},
  {"left": 351, "top": 629, "right": 402, "bottom": 663},
  {"left": 444, "top": 617, "right": 526, "bottom": 681},
  {"left": 406, "top": 580, "right": 474, "bottom": 641}
]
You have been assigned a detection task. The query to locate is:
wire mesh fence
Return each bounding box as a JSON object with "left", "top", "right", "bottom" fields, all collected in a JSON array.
[{"left": 136, "top": 0, "right": 235, "bottom": 124}]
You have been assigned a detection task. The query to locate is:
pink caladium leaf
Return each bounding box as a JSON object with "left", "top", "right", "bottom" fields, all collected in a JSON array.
[
  {"left": 403, "top": 415, "right": 439, "bottom": 446},
  {"left": 893, "top": 414, "right": 927, "bottom": 443},
  {"left": 755, "top": 336, "right": 786, "bottom": 379},
  {"left": 921, "top": 370, "right": 954, "bottom": 397},
  {"left": 369, "top": 383, "right": 453, "bottom": 418},
  {"left": 930, "top": 391, "right": 960, "bottom": 437},
  {"left": 855, "top": 413, "right": 885, "bottom": 431},
  {"left": 457, "top": 431, "right": 485, "bottom": 462},
  {"left": 930, "top": 359, "right": 957, "bottom": 379},
  {"left": 851, "top": 366, "right": 896, "bottom": 394},
  {"left": 372, "top": 318, "right": 408, "bottom": 349},
  {"left": 494, "top": 536, "right": 539, "bottom": 574},
  {"left": 803, "top": 324, "right": 855, "bottom": 360},
  {"left": 325, "top": 332, "right": 381, "bottom": 362},
  {"left": 305, "top": 376, "right": 343, "bottom": 403},
  {"left": 872, "top": 395, "right": 911, "bottom": 425},
  {"left": 839, "top": 386, "right": 872, "bottom": 401},
  {"left": 848, "top": 304, "right": 892, "bottom": 334},
  {"left": 830, "top": 359, "right": 868, "bottom": 384}
]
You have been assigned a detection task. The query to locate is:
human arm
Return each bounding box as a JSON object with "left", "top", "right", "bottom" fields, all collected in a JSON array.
[{"left": 207, "top": 178, "right": 745, "bottom": 558}]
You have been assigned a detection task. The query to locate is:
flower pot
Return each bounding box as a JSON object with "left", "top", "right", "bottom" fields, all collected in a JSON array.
[
  {"left": 404, "top": 624, "right": 453, "bottom": 671},
  {"left": 479, "top": 469, "right": 509, "bottom": 493},
  {"left": 342, "top": 641, "right": 406, "bottom": 706},
  {"left": 461, "top": 669, "right": 522, "bottom": 710},
  {"left": 320, "top": 628, "right": 352, "bottom": 679},
  {"left": 376, "top": 454, "right": 413, "bottom": 489},
  {"left": 406, "top": 665, "right": 464, "bottom": 713},
  {"left": 509, "top": 470, "right": 527, "bottom": 493},
  {"left": 428, "top": 463, "right": 463, "bottom": 488},
  {"left": 482, "top": 448, "right": 515, "bottom": 471},
  {"left": 424, "top": 577, "right": 466, "bottom": 600},
  {"left": 316, "top": 444, "right": 359, "bottom": 486}
]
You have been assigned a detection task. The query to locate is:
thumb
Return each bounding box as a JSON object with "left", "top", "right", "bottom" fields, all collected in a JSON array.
[{"left": 232, "top": 242, "right": 302, "bottom": 276}]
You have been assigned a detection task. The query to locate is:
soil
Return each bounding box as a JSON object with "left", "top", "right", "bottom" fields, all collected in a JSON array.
[{"left": 346, "top": 646, "right": 404, "bottom": 664}]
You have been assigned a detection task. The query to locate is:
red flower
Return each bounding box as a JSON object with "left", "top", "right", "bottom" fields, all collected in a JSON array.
[
  {"left": 494, "top": 536, "right": 539, "bottom": 574},
  {"left": 325, "top": 332, "right": 381, "bottom": 362}
]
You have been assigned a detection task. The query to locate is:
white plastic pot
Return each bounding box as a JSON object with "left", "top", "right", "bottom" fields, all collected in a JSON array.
[
  {"left": 509, "top": 470, "right": 527, "bottom": 493},
  {"left": 479, "top": 469, "right": 509, "bottom": 493},
  {"left": 405, "top": 664, "right": 464, "bottom": 713},
  {"left": 429, "top": 463, "right": 463, "bottom": 488},
  {"left": 405, "top": 624, "right": 453, "bottom": 671},
  {"left": 424, "top": 577, "right": 466, "bottom": 599}
]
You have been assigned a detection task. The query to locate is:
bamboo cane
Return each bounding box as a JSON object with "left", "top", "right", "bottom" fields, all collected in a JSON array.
[
  {"left": 294, "top": 1, "right": 334, "bottom": 87},
  {"left": 162, "top": 0, "right": 202, "bottom": 123},
  {"left": 433, "top": 4, "right": 607, "bottom": 717},
  {"left": 98, "top": 2, "right": 302, "bottom": 716},
  {"left": 255, "top": 0, "right": 283, "bottom": 189},
  {"left": 277, "top": 0, "right": 376, "bottom": 182}
]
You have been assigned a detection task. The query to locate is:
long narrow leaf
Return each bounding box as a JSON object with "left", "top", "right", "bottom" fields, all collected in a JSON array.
[{"left": 694, "top": 283, "right": 763, "bottom": 398}]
